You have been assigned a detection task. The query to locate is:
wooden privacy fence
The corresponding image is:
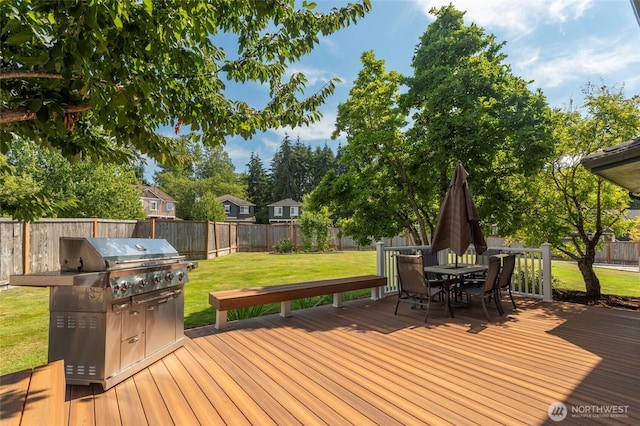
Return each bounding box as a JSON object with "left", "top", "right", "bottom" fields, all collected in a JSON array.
[
  {"left": 595, "top": 241, "right": 640, "bottom": 265},
  {"left": 0, "top": 218, "right": 383, "bottom": 285},
  {"left": 2, "top": 218, "right": 638, "bottom": 285}
]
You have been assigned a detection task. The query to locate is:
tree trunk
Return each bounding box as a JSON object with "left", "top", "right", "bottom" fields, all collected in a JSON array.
[{"left": 576, "top": 257, "right": 601, "bottom": 299}]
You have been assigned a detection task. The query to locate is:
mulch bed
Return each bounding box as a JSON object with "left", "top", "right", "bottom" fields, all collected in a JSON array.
[{"left": 553, "top": 289, "right": 640, "bottom": 311}]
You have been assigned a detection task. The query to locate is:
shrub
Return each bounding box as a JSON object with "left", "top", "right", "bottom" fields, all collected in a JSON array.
[
  {"left": 273, "top": 238, "right": 294, "bottom": 253},
  {"left": 298, "top": 210, "right": 331, "bottom": 252}
]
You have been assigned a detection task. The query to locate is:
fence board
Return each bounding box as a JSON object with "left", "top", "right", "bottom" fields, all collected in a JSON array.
[
  {"left": 0, "top": 220, "right": 23, "bottom": 278},
  {"left": 238, "top": 224, "right": 269, "bottom": 251}
]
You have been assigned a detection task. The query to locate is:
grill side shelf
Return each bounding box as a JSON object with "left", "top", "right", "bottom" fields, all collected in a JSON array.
[{"left": 9, "top": 272, "right": 105, "bottom": 287}]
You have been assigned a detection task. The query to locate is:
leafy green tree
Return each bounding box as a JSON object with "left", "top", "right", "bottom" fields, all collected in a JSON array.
[
  {"left": 0, "top": 152, "right": 75, "bottom": 220},
  {"left": 246, "top": 152, "right": 271, "bottom": 224},
  {"left": 154, "top": 143, "right": 244, "bottom": 220},
  {"left": 518, "top": 84, "right": 640, "bottom": 298},
  {"left": 1, "top": 0, "right": 370, "bottom": 220},
  {"left": 2, "top": 137, "right": 143, "bottom": 219},
  {"left": 311, "top": 50, "right": 432, "bottom": 245},
  {"left": 1, "top": 0, "right": 371, "bottom": 164},
  {"left": 312, "top": 7, "right": 554, "bottom": 246},
  {"left": 298, "top": 203, "right": 332, "bottom": 251},
  {"left": 401, "top": 5, "right": 554, "bottom": 235},
  {"left": 191, "top": 191, "right": 227, "bottom": 222},
  {"left": 65, "top": 163, "right": 145, "bottom": 219}
]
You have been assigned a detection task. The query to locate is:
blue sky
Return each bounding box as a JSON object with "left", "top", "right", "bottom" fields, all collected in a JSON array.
[{"left": 151, "top": 0, "right": 640, "bottom": 179}]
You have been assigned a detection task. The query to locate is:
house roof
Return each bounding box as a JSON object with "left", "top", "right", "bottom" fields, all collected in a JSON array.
[
  {"left": 216, "top": 194, "right": 255, "bottom": 206},
  {"left": 580, "top": 136, "right": 640, "bottom": 194},
  {"left": 136, "top": 185, "right": 177, "bottom": 203},
  {"left": 267, "top": 198, "right": 301, "bottom": 207}
]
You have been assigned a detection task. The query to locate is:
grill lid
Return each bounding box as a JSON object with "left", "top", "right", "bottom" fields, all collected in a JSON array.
[{"left": 60, "top": 237, "right": 182, "bottom": 272}]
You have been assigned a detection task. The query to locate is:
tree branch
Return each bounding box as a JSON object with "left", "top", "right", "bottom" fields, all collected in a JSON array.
[
  {"left": 0, "top": 71, "right": 65, "bottom": 80},
  {"left": 0, "top": 105, "right": 91, "bottom": 124}
]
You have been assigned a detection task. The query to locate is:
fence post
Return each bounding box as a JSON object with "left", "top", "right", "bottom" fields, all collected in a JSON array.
[
  {"left": 22, "top": 221, "right": 30, "bottom": 275},
  {"left": 92, "top": 217, "right": 99, "bottom": 237},
  {"left": 213, "top": 222, "right": 219, "bottom": 257},
  {"left": 542, "top": 243, "right": 553, "bottom": 302},
  {"left": 374, "top": 241, "right": 386, "bottom": 300},
  {"left": 204, "top": 221, "right": 210, "bottom": 259},
  {"left": 266, "top": 224, "right": 270, "bottom": 251}
]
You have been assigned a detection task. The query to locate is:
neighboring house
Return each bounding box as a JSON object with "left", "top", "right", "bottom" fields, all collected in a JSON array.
[
  {"left": 267, "top": 198, "right": 301, "bottom": 223},
  {"left": 216, "top": 194, "right": 256, "bottom": 223},
  {"left": 137, "top": 185, "right": 178, "bottom": 219}
]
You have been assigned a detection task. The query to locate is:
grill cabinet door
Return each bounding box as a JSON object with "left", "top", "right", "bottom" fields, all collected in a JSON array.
[{"left": 139, "top": 290, "right": 178, "bottom": 355}]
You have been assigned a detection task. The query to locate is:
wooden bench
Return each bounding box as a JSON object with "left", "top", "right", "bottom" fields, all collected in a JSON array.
[
  {"left": 209, "top": 275, "right": 386, "bottom": 329},
  {"left": 0, "top": 360, "right": 65, "bottom": 426}
]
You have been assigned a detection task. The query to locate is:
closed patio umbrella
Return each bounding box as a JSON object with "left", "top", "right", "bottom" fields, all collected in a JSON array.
[{"left": 431, "top": 161, "right": 487, "bottom": 259}]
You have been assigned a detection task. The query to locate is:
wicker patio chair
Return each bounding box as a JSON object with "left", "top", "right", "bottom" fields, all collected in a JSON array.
[
  {"left": 495, "top": 253, "right": 518, "bottom": 314},
  {"left": 460, "top": 255, "right": 501, "bottom": 321},
  {"left": 395, "top": 254, "right": 445, "bottom": 322}
]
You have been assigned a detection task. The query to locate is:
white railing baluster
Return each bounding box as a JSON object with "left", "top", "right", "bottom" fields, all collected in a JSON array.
[{"left": 379, "top": 242, "right": 553, "bottom": 301}]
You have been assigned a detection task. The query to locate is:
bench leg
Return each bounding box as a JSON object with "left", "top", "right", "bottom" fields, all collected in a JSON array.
[
  {"left": 333, "top": 293, "right": 343, "bottom": 307},
  {"left": 281, "top": 301, "right": 291, "bottom": 317},
  {"left": 215, "top": 310, "right": 228, "bottom": 330},
  {"left": 371, "top": 287, "right": 380, "bottom": 300}
]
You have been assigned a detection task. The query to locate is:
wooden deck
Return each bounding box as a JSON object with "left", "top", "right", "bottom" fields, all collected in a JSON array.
[{"left": 5, "top": 297, "right": 640, "bottom": 425}]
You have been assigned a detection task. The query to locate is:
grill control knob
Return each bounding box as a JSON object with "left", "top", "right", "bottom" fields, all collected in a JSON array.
[
  {"left": 153, "top": 275, "right": 161, "bottom": 284},
  {"left": 120, "top": 280, "right": 129, "bottom": 291},
  {"left": 177, "top": 272, "right": 184, "bottom": 282},
  {"left": 165, "top": 273, "right": 174, "bottom": 282},
  {"left": 137, "top": 279, "right": 147, "bottom": 289},
  {"left": 112, "top": 282, "right": 120, "bottom": 292}
]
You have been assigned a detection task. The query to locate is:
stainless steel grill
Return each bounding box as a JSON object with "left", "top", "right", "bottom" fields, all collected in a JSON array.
[{"left": 10, "top": 237, "right": 196, "bottom": 390}]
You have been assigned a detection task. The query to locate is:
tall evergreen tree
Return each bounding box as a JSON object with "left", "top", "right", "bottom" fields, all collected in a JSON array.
[
  {"left": 310, "top": 144, "right": 336, "bottom": 188},
  {"left": 270, "top": 135, "right": 298, "bottom": 201},
  {"left": 246, "top": 152, "right": 271, "bottom": 223},
  {"left": 292, "top": 137, "right": 313, "bottom": 197},
  {"left": 270, "top": 136, "right": 338, "bottom": 204}
]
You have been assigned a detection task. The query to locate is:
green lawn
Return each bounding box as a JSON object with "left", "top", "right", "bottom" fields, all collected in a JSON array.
[
  {"left": 552, "top": 260, "right": 640, "bottom": 296},
  {"left": 183, "top": 251, "right": 378, "bottom": 328},
  {"left": 1, "top": 251, "right": 637, "bottom": 376}
]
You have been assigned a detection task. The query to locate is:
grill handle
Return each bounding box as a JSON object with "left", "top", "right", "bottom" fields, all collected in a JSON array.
[
  {"left": 132, "top": 289, "right": 182, "bottom": 306},
  {"left": 113, "top": 255, "right": 185, "bottom": 265}
]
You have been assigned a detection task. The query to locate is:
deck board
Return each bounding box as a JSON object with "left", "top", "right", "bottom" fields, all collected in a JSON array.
[
  {"left": 4, "top": 296, "right": 638, "bottom": 425},
  {"left": 0, "top": 369, "right": 31, "bottom": 426},
  {"left": 91, "top": 384, "right": 120, "bottom": 426}
]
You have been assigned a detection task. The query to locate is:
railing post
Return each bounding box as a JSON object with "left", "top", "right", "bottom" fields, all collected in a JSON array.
[
  {"left": 374, "top": 241, "right": 386, "bottom": 300},
  {"left": 542, "top": 243, "right": 553, "bottom": 302}
]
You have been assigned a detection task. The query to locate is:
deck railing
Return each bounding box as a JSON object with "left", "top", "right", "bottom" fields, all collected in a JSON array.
[{"left": 375, "top": 242, "right": 553, "bottom": 302}]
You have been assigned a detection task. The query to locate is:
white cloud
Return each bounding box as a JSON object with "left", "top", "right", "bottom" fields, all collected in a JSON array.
[
  {"left": 286, "top": 65, "right": 341, "bottom": 86},
  {"left": 270, "top": 110, "right": 339, "bottom": 141},
  {"left": 514, "top": 34, "right": 640, "bottom": 89},
  {"left": 411, "top": 0, "right": 593, "bottom": 36}
]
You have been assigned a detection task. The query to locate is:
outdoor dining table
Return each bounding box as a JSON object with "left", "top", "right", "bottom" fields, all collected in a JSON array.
[{"left": 423, "top": 264, "right": 489, "bottom": 317}]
